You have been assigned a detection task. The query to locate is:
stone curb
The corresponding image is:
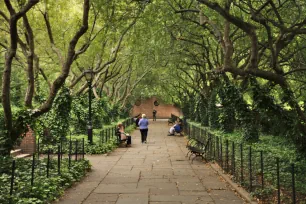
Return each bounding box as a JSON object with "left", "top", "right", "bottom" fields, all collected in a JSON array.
[{"left": 209, "top": 162, "right": 258, "bottom": 204}]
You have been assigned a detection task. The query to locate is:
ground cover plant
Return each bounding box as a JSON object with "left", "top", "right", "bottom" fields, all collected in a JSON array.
[
  {"left": 37, "top": 118, "right": 136, "bottom": 155},
  {"left": 0, "top": 156, "right": 91, "bottom": 204}
]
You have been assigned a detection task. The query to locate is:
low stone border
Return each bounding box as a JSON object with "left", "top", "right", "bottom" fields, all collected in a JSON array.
[{"left": 209, "top": 162, "right": 258, "bottom": 204}]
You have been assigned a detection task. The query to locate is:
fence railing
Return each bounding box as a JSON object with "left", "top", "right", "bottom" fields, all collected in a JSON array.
[
  {"left": 184, "top": 121, "right": 306, "bottom": 203},
  {"left": 38, "top": 117, "right": 135, "bottom": 148},
  {"left": 98, "top": 117, "right": 134, "bottom": 145},
  {"left": 8, "top": 138, "right": 86, "bottom": 203}
]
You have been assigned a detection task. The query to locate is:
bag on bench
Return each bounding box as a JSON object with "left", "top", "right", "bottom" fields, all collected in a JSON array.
[{"left": 126, "top": 133, "right": 132, "bottom": 145}]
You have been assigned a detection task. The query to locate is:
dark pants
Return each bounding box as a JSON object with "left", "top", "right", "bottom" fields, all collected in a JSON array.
[
  {"left": 153, "top": 115, "right": 156, "bottom": 121},
  {"left": 127, "top": 136, "right": 132, "bottom": 145},
  {"left": 140, "top": 129, "right": 148, "bottom": 143}
]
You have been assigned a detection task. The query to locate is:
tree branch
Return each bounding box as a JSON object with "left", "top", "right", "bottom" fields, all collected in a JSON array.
[{"left": 32, "top": 0, "right": 90, "bottom": 117}]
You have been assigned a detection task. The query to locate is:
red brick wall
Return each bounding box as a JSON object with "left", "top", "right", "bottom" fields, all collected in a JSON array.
[
  {"left": 131, "top": 97, "right": 182, "bottom": 119},
  {"left": 18, "top": 126, "right": 36, "bottom": 154}
]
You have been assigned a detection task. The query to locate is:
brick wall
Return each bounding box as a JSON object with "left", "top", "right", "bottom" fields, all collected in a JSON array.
[
  {"left": 131, "top": 97, "right": 182, "bottom": 119},
  {"left": 18, "top": 126, "right": 36, "bottom": 154}
]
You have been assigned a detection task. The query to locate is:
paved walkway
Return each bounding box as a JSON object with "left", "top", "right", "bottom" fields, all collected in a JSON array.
[{"left": 55, "top": 120, "right": 246, "bottom": 204}]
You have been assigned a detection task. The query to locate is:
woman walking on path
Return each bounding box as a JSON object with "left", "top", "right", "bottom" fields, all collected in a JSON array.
[{"left": 138, "top": 114, "right": 149, "bottom": 143}]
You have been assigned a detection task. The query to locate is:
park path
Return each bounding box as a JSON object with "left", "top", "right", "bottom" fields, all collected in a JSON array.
[{"left": 55, "top": 120, "right": 246, "bottom": 204}]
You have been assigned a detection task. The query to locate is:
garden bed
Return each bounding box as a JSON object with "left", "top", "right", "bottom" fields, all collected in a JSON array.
[{"left": 0, "top": 156, "right": 91, "bottom": 204}]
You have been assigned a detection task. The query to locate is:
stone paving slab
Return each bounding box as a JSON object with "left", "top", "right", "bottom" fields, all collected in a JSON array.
[
  {"left": 116, "top": 194, "right": 148, "bottom": 204},
  {"left": 54, "top": 120, "right": 248, "bottom": 204},
  {"left": 209, "top": 190, "right": 244, "bottom": 204},
  {"left": 83, "top": 193, "right": 118, "bottom": 203},
  {"left": 170, "top": 176, "right": 201, "bottom": 183},
  {"left": 177, "top": 182, "right": 206, "bottom": 191},
  {"left": 150, "top": 195, "right": 214, "bottom": 202},
  {"left": 139, "top": 178, "right": 171, "bottom": 183},
  {"left": 94, "top": 183, "right": 149, "bottom": 194}
]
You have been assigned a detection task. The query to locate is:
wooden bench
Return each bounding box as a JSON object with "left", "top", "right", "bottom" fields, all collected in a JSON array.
[
  {"left": 186, "top": 134, "right": 211, "bottom": 163},
  {"left": 168, "top": 114, "right": 179, "bottom": 126},
  {"left": 168, "top": 118, "right": 174, "bottom": 126}
]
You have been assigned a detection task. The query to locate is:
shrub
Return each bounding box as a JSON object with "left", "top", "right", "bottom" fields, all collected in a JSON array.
[{"left": 0, "top": 156, "right": 91, "bottom": 204}]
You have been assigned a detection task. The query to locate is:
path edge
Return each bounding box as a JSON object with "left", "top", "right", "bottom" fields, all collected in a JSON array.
[{"left": 209, "top": 162, "right": 258, "bottom": 204}]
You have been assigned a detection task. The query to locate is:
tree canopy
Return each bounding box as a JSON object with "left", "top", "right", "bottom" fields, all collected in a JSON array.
[{"left": 2, "top": 0, "right": 306, "bottom": 153}]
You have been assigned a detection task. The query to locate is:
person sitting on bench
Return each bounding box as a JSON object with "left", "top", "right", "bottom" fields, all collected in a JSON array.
[
  {"left": 117, "top": 123, "right": 132, "bottom": 146},
  {"left": 168, "top": 121, "right": 181, "bottom": 136}
]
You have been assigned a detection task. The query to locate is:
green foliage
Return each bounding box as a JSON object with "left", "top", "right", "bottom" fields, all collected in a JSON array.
[
  {"left": 218, "top": 83, "right": 236, "bottom": 133},
  {"left": 198, "top": 97, "right": 209, "bottom": 126},
  {"left": 91, "top": 97, "right": 110, "bottom": 128},
  {"left": 251, "top": 80, "right": 302, "bottom": 143},
  {"left": 124, "top": 124, "right": 136, "bottom": 134},
  {"left": 70, "top": 96, "right": 123, "bottom": 134},
  {"left": 70, "top": 96, "right": 88, "bottom": 134},
  {"left": 0, "top": 156, "right": 91, "bottom": 204},
  {"left": 85, "top": 138, "right": 117, "bottom": 154},
  {"left": 35, "top": 87, "right": 72, "bottom": 144},
  {"left": 0, "top": 107, "right": 33, "bottom": 155},
  {"left": 208, "top": 90, "right": 220, "bottom": 129},
  {"left": 250, "top": 187, "right": 274, "bottom": 200},
  {"left": 220, "top": 81, "right": 259, "bottom": 142}
]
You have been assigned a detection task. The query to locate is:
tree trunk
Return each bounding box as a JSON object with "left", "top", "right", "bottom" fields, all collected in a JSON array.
[{"left": 2, "top": 0, "right": 39, "bottom": 155}]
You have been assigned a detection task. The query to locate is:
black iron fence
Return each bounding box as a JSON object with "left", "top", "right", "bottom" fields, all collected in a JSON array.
[
  {"left": 184, "top": 121, "right": 306, "bottom": 203},
  {"left": 8, "top": 138, "right": 86, "bottom": 203},
  {"left": 99, "top": 118, "right": 134, "bottom": 145},
  {"left": 37, "top": 117, "right": 135, "bottom": 149}
]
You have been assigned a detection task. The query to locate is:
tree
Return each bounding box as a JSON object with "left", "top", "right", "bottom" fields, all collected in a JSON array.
[{"left": 1, "top": 0, "right": 90, "bottom": 154}]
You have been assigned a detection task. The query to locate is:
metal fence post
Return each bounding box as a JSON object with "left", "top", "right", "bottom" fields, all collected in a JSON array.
[
  {"left": 107, "top": 128, "right": 110, "bottom": 141},
  {"left": 10, "top": 160, "right": 16, "bottom": 200},
  {"left": 60, "top": 139, "right": 63, "bottom": 160},
  {"left": 249, "top": 146, "right": 252, "bottom": 192},
  {"left": 37, "top": 138, "right": 40, "bottom": 160},
  {"left": 226, "top": 140, "right": 229, "bottom": 173},
  {"left": 260, "top": 151, "right": 264, "bottom": 190},
  {"left": 232, "top": 142, "right": 235, "bottom": 178},
  {"left": 213, "top": 136, "right": 216, "bottom": 160},
  {"left": 47, "top": 149, "right": 50, "bottom": 178},
  {"left": 82, "top": 138, "right": 85, "bottom": 159},
  {"left": 58, "top": 145, "right": 61, "bottom": 175},
  {"left": 220, "top": 137, "right": 223, "bottom": 169},
  {"left": 69, "top": 140, "right": 72, "bottom": 168},
  {"left": 240, "top": 143, "right": 243, "bottom": 185},
  {"left": 31, "top": 154, "right": 35, "bottom": 186},
  {"left": 217, "top": 137, "right": 219, "bottom": 162},
  {"left": 292, "top": 163, "right": 296, "bottom": 204},
  {"left": 277, "top": 158, "right": 280, "bottom": 204},
  {"left": 102, "top": 130, "right": 105, "bottom": 143},
  {"left": 75, "top": 140, "right": 78, "bottom": 161},
  {"left": 209, "top": 133, "right": 213, "bottom": 160}
]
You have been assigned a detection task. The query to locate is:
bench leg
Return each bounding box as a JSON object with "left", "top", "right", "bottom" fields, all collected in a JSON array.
[
  {"left": 191, "top": 153, "right": 205, "bottom": 164},
  {"left": 201, "top": 154, "right": 206, "bottom": 162},
  {"left": 191, "top": 154, "right": 198, "bottom": 164},
  {"left": 189, "top": 153, "right": 194, "bottom": 160},
  {"left": 191, "top": 154, "right": 200, "bottom": 164},
  {"left": 186, "top": 150, "right": 191, "bottom": 157}
]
